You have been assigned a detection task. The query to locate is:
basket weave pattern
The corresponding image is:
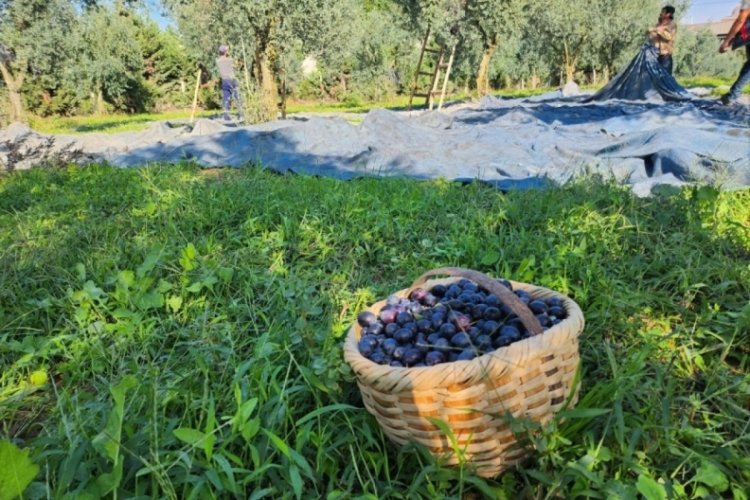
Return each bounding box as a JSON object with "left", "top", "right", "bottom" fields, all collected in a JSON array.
[{"left": 343, "top": 274, "right": 584, "bottom": 477}]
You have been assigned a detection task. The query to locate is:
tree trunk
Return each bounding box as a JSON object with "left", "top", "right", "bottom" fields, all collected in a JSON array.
[
  {"left": 279, "top": 67, "right": 287, "bottom": 120},
  {"left": 0, "top": 61, "right": 25, "bottom": 121},
  {"left": 319, "top": 74, "right": 327, "bottom": 97},
  {"left": 95, "top": 87, "right": 106, "bottom": 115},
  {"left": 562, "top": 42, "right": 576, "bottom": 83},
  {"left": 8, "top": 90, "right": 23, "bottom": 121},
  {"left": 255, "top": 48, "right": 278, "bottom": 122},
  {"left": 564, "top": 62, "right": 576, "bottom": 84},
  {"left": 530, "top": 71, "right": 539, "bottom": 89},
  {"left": 252, "top": 18, "right": 281, "bottom": 122},
  {"left": 476, "top": 40, "right": 498, "bottom": 96}
]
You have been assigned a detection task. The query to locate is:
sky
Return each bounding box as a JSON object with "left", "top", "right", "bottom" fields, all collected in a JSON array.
[
  {"left": 683, "top": 0, "right": 742, "bottom": 23},
  {"left": 145, "top": 0, "right": 173, "bottom": 28}
]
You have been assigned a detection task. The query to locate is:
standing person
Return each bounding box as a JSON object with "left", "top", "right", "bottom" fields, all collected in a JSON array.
[
  {"left": 719, "top": 1, "right": 750, "bottom": 105},
  {"left": 648, "top": 5, "right": 677, "bottom": 75},
  {"left": 216, "top": 45, "right": 238, "bottom": 120}
]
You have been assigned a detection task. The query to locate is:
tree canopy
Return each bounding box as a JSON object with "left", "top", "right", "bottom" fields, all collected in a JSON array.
[{"left": 0, "top": 0, "right": 740, "bottom": 123}]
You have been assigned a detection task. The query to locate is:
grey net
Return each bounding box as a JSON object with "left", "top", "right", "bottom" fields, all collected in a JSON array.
[{"left": 587, "top": 44, "right": 693, "bottom": 102}]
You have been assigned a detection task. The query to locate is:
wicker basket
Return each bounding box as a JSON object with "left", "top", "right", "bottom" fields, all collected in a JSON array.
[{"left": 343, "top": 267, "right": 585, "bottom": 477}]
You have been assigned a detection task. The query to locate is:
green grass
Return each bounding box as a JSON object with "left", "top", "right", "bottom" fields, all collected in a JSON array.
[
  {"left": 26, "top": 110, "right": 215, "bottom": 135},
  {"left": 1, "top": 163, "right": 748, "bottom": 498},
  {"left": 678, "top": 76, "right": 734, "bottom": 90},
  {"left": 287, "top": 95, "right": 416, "bottom": 114},
  {"left": 285, "top": 87, "right": 561, "bottom": 114}
]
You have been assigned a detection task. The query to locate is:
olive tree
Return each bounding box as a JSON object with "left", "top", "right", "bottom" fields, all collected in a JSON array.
[
  {"left": 394, "top": 0, "right": 530, "bottom": 95},
  {"left": 165, "top": 0, "right": 345, "bottom": 121},
  {"left": 528, "top": 0, "right": 599, "bottom": 84},
  {"left": 675, "top": 28, "right": 746, "bottom": 79},
  {"left": 0, "top": 0, "right": 78, "bottom": 120},
  {"left": 587, "top": 0, "right": 659, "bottom": 81},
  {"left": 76, "top": 4, "right": 146, "bottom": 113},
  {"left": 529, "top": 0, "right": 690, "bottom": 85},
  {"left": 464, "top": 0, "right": 527, "bottom": 95}
]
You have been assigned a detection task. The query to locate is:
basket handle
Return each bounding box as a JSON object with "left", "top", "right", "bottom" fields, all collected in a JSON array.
[{"left": 410, "top": 267, "right": 544, "bottom": 336}]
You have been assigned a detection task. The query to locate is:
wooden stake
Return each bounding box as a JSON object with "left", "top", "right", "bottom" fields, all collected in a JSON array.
[
  {"left": 190, "top": 68, "right": 201, "bottom": 124},
  {"left": 438, "top": 44, "right": 456, "bottom": 111}
]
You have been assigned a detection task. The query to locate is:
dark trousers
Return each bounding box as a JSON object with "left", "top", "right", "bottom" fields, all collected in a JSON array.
[
  {"left": 728, "top": 46, "right": 750, "bottom": 100},
  {"left": 221, "top": 79, "right": 238, "bottom": 118},
  {"left": 657, "top": 54, "right": 673, "bottom": 75}
]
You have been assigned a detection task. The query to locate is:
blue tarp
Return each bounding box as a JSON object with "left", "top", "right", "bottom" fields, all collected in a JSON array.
[
  {"left": 587, "top": 44, "right": 694, "bottom": 103},
  {"left": 1, "top": 66, "right": 748, "bottom": 197}
]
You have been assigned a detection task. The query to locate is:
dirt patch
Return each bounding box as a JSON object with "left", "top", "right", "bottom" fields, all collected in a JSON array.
[{"left": 198, "top": 167, "right": 235, "bottom": 182}]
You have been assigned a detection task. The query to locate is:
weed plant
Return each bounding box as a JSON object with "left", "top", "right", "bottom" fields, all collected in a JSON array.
[{"left": 0, "top": 164, "right": 748, "bottom": 498}]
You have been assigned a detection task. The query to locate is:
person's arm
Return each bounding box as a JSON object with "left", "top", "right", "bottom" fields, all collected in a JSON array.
[{"left": 720, "top": 8, "right": 750, "bottom": 52}]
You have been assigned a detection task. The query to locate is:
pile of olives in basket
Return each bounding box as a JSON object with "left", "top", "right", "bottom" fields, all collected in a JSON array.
[{"left": 356, "top": 278, "right": 567, "bottom": 367}]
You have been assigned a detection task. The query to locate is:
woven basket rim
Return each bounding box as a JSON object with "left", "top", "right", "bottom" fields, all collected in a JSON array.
[{"left": 343, "top": 277, "right": 585, "bottom": 392}]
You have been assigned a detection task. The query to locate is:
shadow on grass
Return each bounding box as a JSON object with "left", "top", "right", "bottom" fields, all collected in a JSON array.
[{"left": 72, "top": 117, "right": 157, "bottom": 133}]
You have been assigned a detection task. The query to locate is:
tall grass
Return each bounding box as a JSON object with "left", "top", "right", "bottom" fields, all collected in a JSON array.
[{"left": 1, "top": 164, "right": 748, "bottom": 498}]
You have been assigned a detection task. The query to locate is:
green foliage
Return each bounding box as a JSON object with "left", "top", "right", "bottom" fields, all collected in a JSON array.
[
  {"left": 1, "top": 164, "right": 749, "bottom": 497},
  {"left": 0, "top": 440, "right": 39, "bottom": 500},
  {"left": 586, "top": 0, "right": 664, "bottom": 75},
  {"left": 675, "top": 28, "right": 746, "bottom": 80},
  {"left": 77, "top": 5, "right": 149, "bottom": 112},
  {"left": 0, "top": 0, "right": 79, "bottom": 118},
  {"left": 396, "top": 0, "right": 464, "bottom": 38},
  {"left": 135, "top": 20, "right": 194, "bottom": 110},
  {"left": 89, "top": 375, "right": 138, "bottom": 496},
  {"left": 532, "top": 0, "right": 650, "bottom": 82},
  {"left": 11, "top": 0, "right": 79, "bottom": 116},
  {"left": 165, "top": 0, "right": 354, "bottom": 119},
  {"left": 2, "top": 0, "right": 745, "bottom": 117},
  {"left": 1, "top": 0, "right": 196, "bottom": 117}
]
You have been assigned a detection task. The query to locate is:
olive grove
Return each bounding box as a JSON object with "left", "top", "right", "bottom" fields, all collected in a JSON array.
[{"left": 0, "top": 0, "right": 744, "bottom": 122}]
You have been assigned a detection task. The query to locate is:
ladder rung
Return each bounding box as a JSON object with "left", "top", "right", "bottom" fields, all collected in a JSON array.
[
  {"left": 424, "top": 48, "right": 442, "bottom": 54},
  {"left": 418, "top": 71, "right": 435, "bottom": 77}
]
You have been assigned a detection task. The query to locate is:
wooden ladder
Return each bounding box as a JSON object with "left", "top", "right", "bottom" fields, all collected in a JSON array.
[{"left": 408, "top": 27, "right": 456, "bottom": 111}]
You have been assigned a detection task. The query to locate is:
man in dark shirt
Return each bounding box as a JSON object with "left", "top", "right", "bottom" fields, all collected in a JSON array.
[{"left": 216, "top": 45, "right": 238, "bottom": 120}]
